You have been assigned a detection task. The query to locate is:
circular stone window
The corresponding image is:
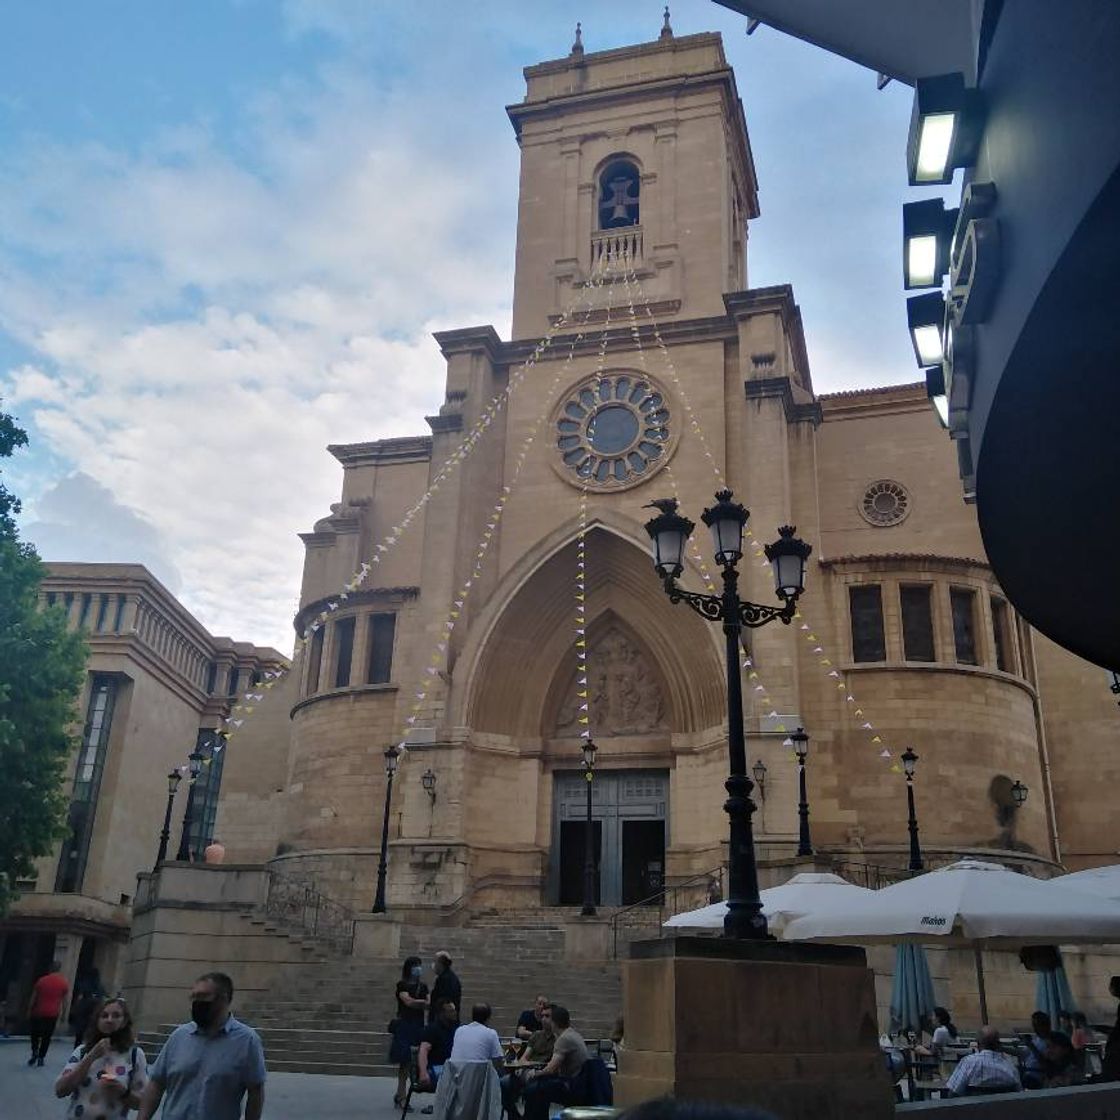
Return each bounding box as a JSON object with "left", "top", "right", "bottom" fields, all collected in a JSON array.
[
  {"left": 552, "top": 372, "right": 675, "bottom": 490},
  {"left": 860, "top": 480, "right": 911, "bottom": 526}
]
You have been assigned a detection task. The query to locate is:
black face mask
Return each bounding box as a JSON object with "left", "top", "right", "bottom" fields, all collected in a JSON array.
[{"left": 191, "top": 1000, "right": 216, "bottom": 1028}]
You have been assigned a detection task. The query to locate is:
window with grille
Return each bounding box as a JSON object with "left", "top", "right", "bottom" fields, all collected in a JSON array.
[
  {"left": 189, "top": 734, "right": 226, "bottom": 859},
  {"left": 849, "top": 585, "right": 886, "bottom": 662},
  {"left": 55, "top": 674, "right": 118, "bottom": 893},
  {"left": 900, "top": 585, "right": 936, "bottom": 662}
]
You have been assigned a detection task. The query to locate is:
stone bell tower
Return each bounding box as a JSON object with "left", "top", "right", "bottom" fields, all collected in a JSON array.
[{"left": 506, "top": 24, "right": 760, "bottom": 340}]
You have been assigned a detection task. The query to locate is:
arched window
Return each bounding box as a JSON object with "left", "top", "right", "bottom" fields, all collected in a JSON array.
[{"left": 598, "top": 158, "right": 640, "bottom": 229}]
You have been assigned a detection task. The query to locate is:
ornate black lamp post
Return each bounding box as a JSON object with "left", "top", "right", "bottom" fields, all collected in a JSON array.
[
  {"left": 791, "top": 726, "right": 813, "bottom": 857},
  {"left": 421, "top": 768, "right": 437, "bottom": 801},
  {"left": 175, "top": 747, "right": 206, "bottom": 862},
  {"left": 372, "top": 746, "right": 400, "bottom": 914},
  {"left": 581, "top": 738, "right": 599, "bottom": 916},
  {"left": 155, "top": 769, "right": 183, "bottom": 868},
  {"left": 901, "top": 747, "right": 924, "bottom": 872},
  {"left": 644, "top": 491, "right": 812, "bottom": 939}
]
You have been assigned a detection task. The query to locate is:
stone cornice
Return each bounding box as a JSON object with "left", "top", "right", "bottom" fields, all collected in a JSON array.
[
  {"left": 819, "top": 553, "right": 991, "bottom": 572},
  {"left": 289, "top": 682, "right": 400, "bottom": 719},
  {"left": 293, "top": 586, "right": 420, "bottom": 635},
  {"left": 725, "top": 285, "right": 813, "bottom": 393},
  {"left": 432, "top": 325, "right": 504, "bottom": 364},
  {"left": 743, "top": 376, "right": 822, "bottom": 426},
  {"left": 426, "top": 413, "right": 464, "bottom": 435},
  {"left": 818, "top": 382, "right": 928, "bottom": 420},
  {"left": 328, "top": 436, "right": 433, "bottom": 467}
]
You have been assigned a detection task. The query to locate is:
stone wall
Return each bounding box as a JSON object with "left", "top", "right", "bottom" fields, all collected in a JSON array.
[{"left": 121, "top": 865, "right": 330, "bottom": 1033}]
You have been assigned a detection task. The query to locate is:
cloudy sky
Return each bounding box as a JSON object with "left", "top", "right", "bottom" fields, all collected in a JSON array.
[{"left": 0, "top": 1, "right": 946, "bottom": 652}]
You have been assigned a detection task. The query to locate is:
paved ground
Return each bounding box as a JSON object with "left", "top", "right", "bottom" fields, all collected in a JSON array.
[{"left": 0, "top": 1036, "right": 404, "bottom": 1120}]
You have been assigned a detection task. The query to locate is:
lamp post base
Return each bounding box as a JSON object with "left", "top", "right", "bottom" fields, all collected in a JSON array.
[{"left": 615, "top": 937, "right": 893, "bottom": 1120}]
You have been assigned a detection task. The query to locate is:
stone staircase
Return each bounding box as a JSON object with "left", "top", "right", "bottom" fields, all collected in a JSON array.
[{"left": 137, "top": 917, "right": 623, "bottom": 1078}]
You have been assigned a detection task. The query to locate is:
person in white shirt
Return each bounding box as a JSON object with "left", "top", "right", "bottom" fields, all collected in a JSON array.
[
  {"left": 946, "top": 1025, "right": 1022, "bottom": 1097},
  {"left": 449, "top": 1004, "right": 503, "bottom": 1072}
]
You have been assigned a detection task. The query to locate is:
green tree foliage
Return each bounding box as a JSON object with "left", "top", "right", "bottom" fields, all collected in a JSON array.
[{"left": 0, "top": 404, "right": 87, "bottom": 914}]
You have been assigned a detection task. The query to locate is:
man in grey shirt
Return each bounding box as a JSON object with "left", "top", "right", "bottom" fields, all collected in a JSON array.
[{"left": 137, "top": 971, "right": 266, "bottom": 1120}]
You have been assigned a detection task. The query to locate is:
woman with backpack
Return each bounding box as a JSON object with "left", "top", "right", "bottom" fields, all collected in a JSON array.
[{"left": 54, "top": 996, "right": 148, "bottom": 1117}]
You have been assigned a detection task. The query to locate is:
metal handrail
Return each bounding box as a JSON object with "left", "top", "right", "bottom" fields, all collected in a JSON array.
[
  {"left": 609, "top": 864, "right": 726, "bottom": 958},
  {"left": 263, "top": 868, "right": 357, "bottom": 954}
]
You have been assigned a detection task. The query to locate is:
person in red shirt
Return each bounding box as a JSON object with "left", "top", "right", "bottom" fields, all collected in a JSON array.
[{"left": 27, "top": 961, "right": 69, "bottom": 1067}]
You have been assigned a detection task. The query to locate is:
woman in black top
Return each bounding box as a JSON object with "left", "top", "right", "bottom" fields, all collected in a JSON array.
[{"left": 391, "top": 956, "right": 429, "bottom": 1106}]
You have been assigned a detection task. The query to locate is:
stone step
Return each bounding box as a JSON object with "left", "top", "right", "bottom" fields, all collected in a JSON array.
[{"left": 267, "top": 1058, "right": 396, "bottom": 1077}]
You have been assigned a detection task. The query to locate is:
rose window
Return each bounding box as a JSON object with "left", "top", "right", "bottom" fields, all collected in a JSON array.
[
  {"left": 860, "top": 480, "right": 911, "bottom": 526},
  {"left": 554, "top": 374, "right": 672, "bottom": 488}
]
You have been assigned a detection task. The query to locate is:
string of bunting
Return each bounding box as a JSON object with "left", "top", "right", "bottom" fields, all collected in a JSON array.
[
  {"left": 573, "top": 487, "right": 591, "bottom": 741},
  {"left": 619, "top": 262, "right": 789, "bottom": 741},
  {"left": 394, "top": 265, "right": 622, "bottom": 757},
  {"left": 204, "top": 264, "right": 618, "bottom": 763},
  {"left": 622, "top": 262, "right": 899, "bottom": 769}
]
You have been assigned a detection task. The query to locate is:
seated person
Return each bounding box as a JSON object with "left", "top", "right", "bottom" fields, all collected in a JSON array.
[
  {"left": 449, "top": 1003, "right": 503, "bottom": 1070},
  {"left": 1043, "top": 1029, "right": 1082, "bottom": 1088},
  {"left": 417, "top": 999, "right": 459, "bottom": 1092},
  {"left": 502, "top": 1003, "right": 556, "bottom": 1116},
  {"left": 522, "top": 1005, "right": 588, "bottom": 1120},
  {"left": 945, "top": 1025, "right": 1021, "bottom": 1096},
  {"left": 1071, "top": 1011, "right": 1097, "bottom": 1050},
  {"left": 1023, "top": 1010, "right": 1077, "bottom": 1089},
  {"left": 516, "top": 995, "right": 549, "bottom": 1041}
]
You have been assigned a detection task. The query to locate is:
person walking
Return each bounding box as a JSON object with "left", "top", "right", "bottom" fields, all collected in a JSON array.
[
  {"left": 27, "top": 960, "right": 70, "bottom": 1067},
  {"left": 55, "top": 996, "right": 148, "bottom": 1117},
  {"left": 136, "top": 971, "right": 265, "bottom": 1120},
  {"left": 429, "top": 952, "right": 461, "bottom": 1025},
  {"left": 391, "top": 955, "right": 430, "bottom": 1107}
]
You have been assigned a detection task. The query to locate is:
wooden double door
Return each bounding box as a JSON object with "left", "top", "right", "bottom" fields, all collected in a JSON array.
[{"left": 551, "top": 769, "right": 667, "bottom": 907}]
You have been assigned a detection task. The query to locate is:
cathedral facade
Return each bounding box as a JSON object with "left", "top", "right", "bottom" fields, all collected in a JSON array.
[{"left": 216, "top": 29, "right": 1117, "bottom": 919}]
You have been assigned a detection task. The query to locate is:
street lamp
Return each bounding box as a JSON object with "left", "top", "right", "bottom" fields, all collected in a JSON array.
[
  {"left": 644, "top": 491, "right": 812, "bottom": 939},
  {"left": 581, "top": 738, "right": 598, "bottom": 916},
  {"left": 901, "top": 747, "right": 924, "bottom": 873},
  {"left": 1010, "top": 780, "right": 1029, "bottom": 809},
  {"left": 421, "top": 768, "right": 437, "bottom": 801},
  {"left": 175, "top": 747, "right": 206, "bottom": 862},
  {"left": 751, "top": 759, "right": 767, "bottom": 801},
  {"left": 372, "top": 747, "right": 400, "bottom": 914},
  {"left": 791, "top": 727, "right": 813, "bottom": 858},
  {"left": 155, "top": 769, "right": 183, "bottom": 868}
]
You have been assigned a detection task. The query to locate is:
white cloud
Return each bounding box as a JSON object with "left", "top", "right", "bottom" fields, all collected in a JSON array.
[
  {"left": 26, "top": 472, "right": 183, "bottom": 594},
  {"left": 0, "top": 29, "right": 517, "bottom": 651}
]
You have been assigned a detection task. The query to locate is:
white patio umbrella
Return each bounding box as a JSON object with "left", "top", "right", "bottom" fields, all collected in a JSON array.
[
  {"left": 782, "top": 859, "right": 1120, "bottom": 1022},
  {"left": 1052, "top": 863, "right": 1120, "bottom": 900},
  {"left": 663, "top": 871, "right": 872, "bottom": 935}
]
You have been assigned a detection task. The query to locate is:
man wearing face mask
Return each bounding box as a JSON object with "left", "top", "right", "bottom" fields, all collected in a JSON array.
[{"left": 137, "top": 971, "right": 266, "bottom": 1120}]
